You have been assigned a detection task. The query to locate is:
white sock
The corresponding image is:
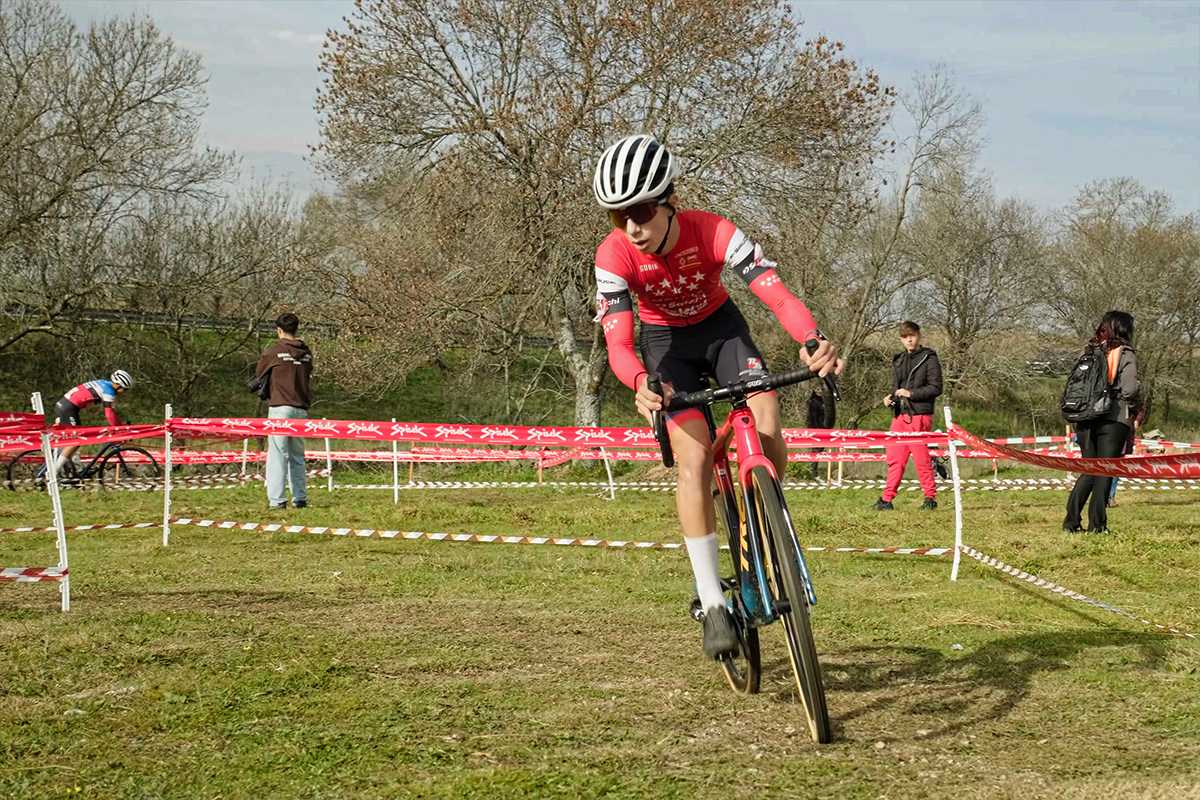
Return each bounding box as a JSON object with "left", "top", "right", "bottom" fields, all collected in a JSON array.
[
  {"left": 53, "top": 451, "right": 69, "bottom": 475},
  {"left": 685, "top": 533, "right": 726, "bottom": 612}
]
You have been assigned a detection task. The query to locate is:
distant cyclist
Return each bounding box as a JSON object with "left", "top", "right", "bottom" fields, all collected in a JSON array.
[
  {"left": 44, "top": 370, "right": 135, "bottom": 478},
  {"left": 592, "top": 135, "right": 842, "bottom": 660}
]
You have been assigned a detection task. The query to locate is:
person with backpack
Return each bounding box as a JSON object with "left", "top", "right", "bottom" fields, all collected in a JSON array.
[
  {"left": 254, "top": 313, "right": 314, "bottom": 510},
  {"left": 1061, "top": 310, "right": 1140, "bottom": 533}
]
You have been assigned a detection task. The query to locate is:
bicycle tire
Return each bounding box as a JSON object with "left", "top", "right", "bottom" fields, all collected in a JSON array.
[
  {"left": 713, "top": 475, "right": 761, "bottom": 694},
  {"left": 98, "top": 446, "right": 161, "bottom": 489},
  {"left": 5, "top": 450, "right": 43, "bottom": 491},
  {"left": 751, "top": 465, "right": 831, "bottom": 743}
]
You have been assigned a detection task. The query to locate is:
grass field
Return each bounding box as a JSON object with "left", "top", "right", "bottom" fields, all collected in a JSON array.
[{"left": 2, "top": 468, "right": 1199, "bottom": 799}]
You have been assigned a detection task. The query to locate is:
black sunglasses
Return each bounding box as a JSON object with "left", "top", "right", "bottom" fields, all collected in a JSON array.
[{"left": 608, "top": 200, "right": 664, "bottom": 228}]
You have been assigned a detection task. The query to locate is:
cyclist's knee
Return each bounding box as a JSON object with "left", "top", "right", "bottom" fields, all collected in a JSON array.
[{"left": 674, "top": 442, "right": 713, "bottom": 486}]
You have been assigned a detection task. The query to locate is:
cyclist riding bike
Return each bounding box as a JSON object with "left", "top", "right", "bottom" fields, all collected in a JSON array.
[
  {"left": 593, "top": 135, "right": 843, "bottom": 660},
  {"left": 45, "top": 370, "right": 135, "bottom": 478}
]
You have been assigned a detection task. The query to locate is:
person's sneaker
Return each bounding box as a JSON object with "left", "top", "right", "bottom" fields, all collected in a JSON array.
[
  {"left": 293, "top": 500, "right": 308, "bottom": 509},
  {"left": 1062, "top": 523, "right": 1083, "bottom": 533},
  {"left": 701, "top": 606, "right": 739, "bottom": 660},
  {"left": 920, "top": 498, "right": 937, "bottom": 510},
  {"left": 873, "top": 498, "right": 894, "bottom": 511},
  {"left": 269, "top": 502, "right": 288, "bottom": 510}
]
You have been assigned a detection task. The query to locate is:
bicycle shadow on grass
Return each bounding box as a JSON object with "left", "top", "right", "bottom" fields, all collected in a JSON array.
[{"left": 817, "top": 583, "right": 1177, "bottom": 740}]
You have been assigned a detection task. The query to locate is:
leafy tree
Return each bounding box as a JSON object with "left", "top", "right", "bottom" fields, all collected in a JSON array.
[{"left": 316, "top": 0, "right": 892, "bottom": 423}]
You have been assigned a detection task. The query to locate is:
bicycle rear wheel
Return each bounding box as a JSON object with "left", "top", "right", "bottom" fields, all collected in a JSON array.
[
  {"left": 98, "top": 446, "right": 161, "bottom": 489},
  {"left": 5, "top": 450, "right": 43, "bottom": 491},
  {"left": 713, "top": 476, "right": 761, "bottom": 693},
  {"left": 751, "top": 465, "right": 831, "bottom": 743}
]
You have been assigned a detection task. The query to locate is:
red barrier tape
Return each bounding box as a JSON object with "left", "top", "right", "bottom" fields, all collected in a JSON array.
[{"left": 951, "top": 424, "right": 1200, "bottom": 479}]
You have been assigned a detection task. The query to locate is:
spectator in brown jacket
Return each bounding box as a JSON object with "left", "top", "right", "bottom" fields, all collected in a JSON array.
[{"left": 255, "top": 313, "right": 313, "bottom": 509}]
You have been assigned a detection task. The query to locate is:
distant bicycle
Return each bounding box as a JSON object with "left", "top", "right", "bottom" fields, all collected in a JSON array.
[
  {"left": 5, "top": 441, "right": 160, "bottom": 491},
  {"left": 651, "top": 355, "right": 834, "bottom": 743}
]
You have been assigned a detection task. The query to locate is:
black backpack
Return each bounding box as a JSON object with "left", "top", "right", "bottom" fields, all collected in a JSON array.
[
  {"left": 247, "top": 366, "right": 273, "bottom": 401},
  {"left": 1060, "top": 344, "right": 1114, "bottom": 423}
]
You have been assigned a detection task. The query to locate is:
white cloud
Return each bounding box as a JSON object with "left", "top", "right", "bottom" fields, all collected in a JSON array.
[{"left": 271, "top": 29, "right": 325, "bottom": 46}]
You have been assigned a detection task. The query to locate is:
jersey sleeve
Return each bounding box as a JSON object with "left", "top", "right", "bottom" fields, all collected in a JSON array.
[
  {"left": 595, "top": 243, "right": 646, "bottom": 391},
  {"left": 718, "top": 223, "right": 820, "bottom": 344}
]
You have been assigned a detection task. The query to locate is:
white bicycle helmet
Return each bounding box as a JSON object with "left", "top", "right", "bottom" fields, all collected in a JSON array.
[
  {"left": 593, "top": 135, "right": 680, "bottom": 209},
  {"left": 111, "top": 369, "right": 134, "bottom": 390}
]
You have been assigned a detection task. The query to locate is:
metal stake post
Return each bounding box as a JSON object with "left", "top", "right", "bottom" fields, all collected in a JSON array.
[
  {"left": 162, "top": 404, "right": 173, "bottom": 546},
  {"left": 944, "top": 407, "right": 965, "bottom": 582},
  {"left": 391, "top": 418, "right": 399, "bottom": 504},
  {"left": 32, "top": 392, "right": 70, "bottom": 611}
]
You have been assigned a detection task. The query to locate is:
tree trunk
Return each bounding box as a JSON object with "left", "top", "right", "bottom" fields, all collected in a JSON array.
[
  {"left": 574, "top": 380, "right": 602, "bottom": 427},
  {"left": 554, "top": 311, "right": 607, "bottom": 426}
]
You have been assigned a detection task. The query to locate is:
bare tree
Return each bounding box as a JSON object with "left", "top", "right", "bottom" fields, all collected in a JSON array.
[
  {"left": 904, "top": 165, "right": 1045, "bottom": 398},
  {"left": 750, "top": 68, "right": 983, "bottom": 424},
  {"left": 1044, "top": 178, "right": 1200, "bottom": 415},
  {"left": 316, "top": 0, "right": 892, "bottom": 424},
  {"left": 96, "top": 189, "right": 307, "bottom": 412},
  {"left": 0, "top": 0, "right": 232, "bottom": 351}
]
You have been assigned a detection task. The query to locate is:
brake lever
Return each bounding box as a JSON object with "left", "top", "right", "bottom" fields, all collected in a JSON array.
[
  {"left": 803, "top": 339, "right": 841, "bottom": 401},
  {"left": 646, "top": 375, "right": 674, "bottom": 468}
]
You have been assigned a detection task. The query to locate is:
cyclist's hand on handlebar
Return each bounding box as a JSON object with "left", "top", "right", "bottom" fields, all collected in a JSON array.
[
  {"left": 800, "top": 338, "right": 844, "bottom": 379},
  {"left": 635, "top": 374, "right": 667, "bottom": 422}
]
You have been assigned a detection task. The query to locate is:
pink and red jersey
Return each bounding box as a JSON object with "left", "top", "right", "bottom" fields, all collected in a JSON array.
[
  {"left": 594, "top": 209, "right": 820, "bottom": 389},
  {"left": 63, "top": 380, "right": 121, "bottom": 426}
]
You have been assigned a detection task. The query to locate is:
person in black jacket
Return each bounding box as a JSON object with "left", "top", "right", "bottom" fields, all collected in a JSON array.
[
  {"left": 875, "top": 321, "right": 943, "bottom": 511},
  {"left": 1064, "top": 310, "right": 1140, "bottom": 533}
]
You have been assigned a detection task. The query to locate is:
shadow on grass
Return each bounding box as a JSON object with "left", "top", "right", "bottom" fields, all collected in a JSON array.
[
  {"left": 820, "top": 626, "right": 1173, "bottom": 741},
  {"left": 98, "top": 586, "right": 348, "bottom": 613},
  {"left": 750, "top": 571, "right": 1186, "bottom": 741}
]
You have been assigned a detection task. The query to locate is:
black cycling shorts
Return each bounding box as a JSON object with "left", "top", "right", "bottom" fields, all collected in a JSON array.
[
  {"left": 53, "top": 399, "right": 81, "bottom": 427},
  {"left": 640, "top": 299, "right": 769, "bottom": 421}
]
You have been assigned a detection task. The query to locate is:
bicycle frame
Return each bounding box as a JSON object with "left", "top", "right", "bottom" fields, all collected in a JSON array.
[{"left": 710, "top": 399, "right": 818, "bottom": 626}]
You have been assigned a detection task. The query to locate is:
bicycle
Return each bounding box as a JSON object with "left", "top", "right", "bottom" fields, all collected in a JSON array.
[
  {"left": 5, "top": 440, "right": 161, "bottom": 491},
  {"left": 650, "top": 355, "right": 835, "bottom": 743}
]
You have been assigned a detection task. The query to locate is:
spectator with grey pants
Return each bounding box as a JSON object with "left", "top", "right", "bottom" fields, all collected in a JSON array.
[{"left": 255, "top": 313, "right": 314, "bottom": 509}]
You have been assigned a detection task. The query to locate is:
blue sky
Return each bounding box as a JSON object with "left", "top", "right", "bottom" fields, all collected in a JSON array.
[{"left": 65, "top": 0, "right": 1200, "bottom": 212}]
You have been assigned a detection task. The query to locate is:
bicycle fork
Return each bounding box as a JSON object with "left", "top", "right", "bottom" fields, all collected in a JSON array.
[{"left": 727, "top": 403, "right": 819, "bottom": 612}]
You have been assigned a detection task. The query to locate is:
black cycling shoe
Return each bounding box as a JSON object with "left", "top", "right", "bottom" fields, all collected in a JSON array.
[
  {"left": 873, "top": 498, "right": 894, "bottom": 511},
  {"left": 701, "top": 606, "right": 739, "bottom": 660},
  {"left": 920, "top": 498, "right": 938, "bottom": 510}
]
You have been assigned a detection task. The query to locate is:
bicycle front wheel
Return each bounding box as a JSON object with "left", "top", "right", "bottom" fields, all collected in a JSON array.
[
  {"left": 98, "top": 446, "right": 161, "bottom": 489},
  {"left": 751, "top": 466, "right": 831, "bottom": 743},
  {"left": 713, "top": 473, "right": 761, "bottom": 694}
]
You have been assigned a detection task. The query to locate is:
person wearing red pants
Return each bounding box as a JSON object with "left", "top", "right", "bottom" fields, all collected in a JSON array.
[{"left": 876, "top": 321, "right": 943, "bottom": 510}]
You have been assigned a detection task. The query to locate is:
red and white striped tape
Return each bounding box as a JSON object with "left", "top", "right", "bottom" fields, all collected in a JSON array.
[
  {"left": 1136, "top": 438, "right": 1200, "bottom": 450},
  {"left": 961, "top": 546, "right": 1194, "bottom": 639},
  {"left": 0, "top": 566, "right": 67, "bottom": 582},
  {"left": 168, "top": 516, "right": 949, "bottom": 557},
  {"left": 0, "top": 521, "right": 158, "bottom": 534}
]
